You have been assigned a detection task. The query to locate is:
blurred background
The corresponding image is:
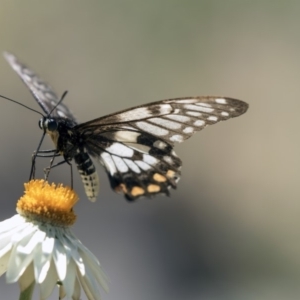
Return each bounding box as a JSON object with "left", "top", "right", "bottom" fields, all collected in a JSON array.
[{"left": 0, "top": 1, "right": 299, "bottom": 299}]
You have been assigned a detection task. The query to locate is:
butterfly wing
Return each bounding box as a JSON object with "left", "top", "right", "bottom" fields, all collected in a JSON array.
[
  {"left": 76, "top": 97, "right": 248, "bottom": 200},
  {"left": 4, "top": 52, "right": 77, "bottom": 121}
]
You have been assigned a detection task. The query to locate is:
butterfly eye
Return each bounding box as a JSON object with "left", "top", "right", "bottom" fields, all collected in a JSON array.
[{"left": 45, "top": 119, "right": 58, "bottom": 131}]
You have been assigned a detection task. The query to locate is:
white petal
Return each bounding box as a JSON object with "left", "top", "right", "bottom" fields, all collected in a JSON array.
[
  {"left": 77, "top": 271, "right": 96, "bottom": 300},
  {"left": 34, "top": 235, "right": 55, "bottom": 283},
  {"left": 56, "top": 230, "right": 73, "bottom": 265},
  {"left": 72, "top": 277, "right": 81, "bottom": 300},
  {"left": 77, "top": 269, "right": 102, "bottom": 300},
  {"left": 11, "top": 223, "right": 36, "bottom": 245},
  {"left": 0, "top": 250, "right": 10, "bottom": 276},
  {"left": 53, "top": 239, "right": 67, "bottom": 281},
  {"left": 18, "top": 262, "right": 35, "bottom": 292},
  {"left": 19, "top": 229, "right": 46, "bottom": 255},
  {"left": 0, "top": 215, "right": 25, "bottom": 234},
  {"left": 0, "top": 242, "right": 12, "bottom": 258},
  {"left": 0, "top": 222, "right": 32, "bottom": 252},
  {"left": 75, "top": 241, "right": 101, "bottom": 268},
  {"left": 6, "top": 227, "right": 38, "bottom": 282},
  {"left": 66, "top": 233, "right": 105, "bottom": 298},
  {"left": 65, "top": 238, "right": 85, "bottom": 276},
  {"left": 62, "top": 259, "right": 76, "bottom": 298},
  {"left": 79, "top": 247, "right": 109, "bottom": 293},
  {"left": 39, "top": 260, "right": 57, "bottom": 299}
]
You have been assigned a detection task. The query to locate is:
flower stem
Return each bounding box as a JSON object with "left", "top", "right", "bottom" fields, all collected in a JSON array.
[{"left": 19, "top": 281, "right": 35, "bottom": 300}]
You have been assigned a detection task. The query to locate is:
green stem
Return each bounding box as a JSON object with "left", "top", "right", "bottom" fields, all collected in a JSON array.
[{"left": 19, "top": 281, "right": 35, "bottom": 300}]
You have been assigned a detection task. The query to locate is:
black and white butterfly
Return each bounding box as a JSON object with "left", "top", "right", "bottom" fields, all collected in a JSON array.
[{"left": 4, "top": 52, "right": 248, "bottom": 201}]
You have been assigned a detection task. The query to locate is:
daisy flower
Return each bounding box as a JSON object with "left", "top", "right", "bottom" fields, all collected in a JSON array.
[{"left": 0, "top": 180, "right": 109, "bottom": 300}]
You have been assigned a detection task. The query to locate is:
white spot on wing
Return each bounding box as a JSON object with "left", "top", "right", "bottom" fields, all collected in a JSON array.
[
  {"left": 207, "top": 116, "right": 218, "bottom": 121},
  {"left": 184, "top": 104, "right": 214, "bottom": 113},
  {"left": 158, "top": 104, "right": 173, "bottom": 114},
  {"left": 136, "top": 121, "right": 169, "bottom": 136},
  {"left": 194, "top": 120, "right": 205, "bottom": 126},
  {"left": 124, "top": 159, "right": 141, "bottom": 173},
  {"left": 119, "top": 125, "right": 136, "bottom": 131},
  {"left": 112, "top": 156, "right": 129, "bottom": 173},
  {"left": 183, "top": 127, "right": 194, "bottom": 134},
  {"left": 186, "top": 111, "right": 201, "bottom": 117},
  {"left": 57, "top": 111, "right": 67, "bottom": 118},
  {"left": 166, "top": 114, "right": 190, "bottom": 123},
  {"left": 153, "top": 140, "right": 168, "bottom": 150},
  {"left": 124, "top": 142, "right": 150, "bottom": 154},
  {"left": 215, "top": 98, "right": 227, "bottom": 104},
  {"left": 221, "top": 111, "right": 229, "bottom": 117},
  {"left": 171, "top": 150, "right": 178, "bottom": 157},
  {"left": 163, "top": 156, "right": 173, "bottom": 164},
  {"left": 143, "top": 154, "right": 158, "bottom": 165},
  {"left": 114, "top": 131, "right": 140, "bottom": 142},
  {"left": 174, "top": 99, "right": 197, "bottom": 103},
  {"left": 106, "top": 143, "right": 134, "bottom": 157},
  {"left": 100, "top": 152, "right": 117, "bottom": 175},
  {"left": 135, "top": 160, "right": 151, "bottom": 171},
  {"left": 117, "top": 104, "right": 172, "bottom": 122},
  {"left": 149, "top": 117, "right": 181, "bottom": 130},
  {"left": 170, "top": 134, "right": 184, "bottom": 142}
]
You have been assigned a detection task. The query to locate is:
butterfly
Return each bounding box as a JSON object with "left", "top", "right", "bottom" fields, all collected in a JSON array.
[{"left": 4, "top": 52, "right": 248, "bottom": 201}]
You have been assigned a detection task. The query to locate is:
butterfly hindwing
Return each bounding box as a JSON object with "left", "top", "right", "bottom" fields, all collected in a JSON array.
[{"left": 81, "top": 129, "right": 181, "bottom": 200}]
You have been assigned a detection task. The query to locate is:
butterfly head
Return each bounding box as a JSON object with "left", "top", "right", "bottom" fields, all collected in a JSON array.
[
  {"left": 39, "top": 117, "right": 58, "bottom": 133},
  {"left": 38, "top": 116, "right": 61, "bottom": 147}
]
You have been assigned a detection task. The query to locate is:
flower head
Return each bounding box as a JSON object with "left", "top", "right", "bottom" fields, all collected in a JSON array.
[{"left": 0, "top": 180, "right": 109, "bottom": 300}]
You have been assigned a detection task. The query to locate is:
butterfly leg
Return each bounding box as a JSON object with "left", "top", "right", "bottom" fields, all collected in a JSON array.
[
  {"left": 30, "top": 132, "right": 46, "bottom": 180},
  {"left": 30, "top": 148, "right": 60, "bottom": 180},
  {"left": 44, "top": 158, "right": 73, "bottom": 189}
]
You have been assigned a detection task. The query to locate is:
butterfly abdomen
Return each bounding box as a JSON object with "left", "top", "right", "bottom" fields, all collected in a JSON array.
[{"left": 74, "top": 151, "right": 99, "bottom": 202}]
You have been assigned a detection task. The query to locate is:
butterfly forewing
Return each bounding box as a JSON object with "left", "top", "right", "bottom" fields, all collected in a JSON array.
[
  {"left": 4, "top": 51, "right": 248, "bottom": 201},
  {"left": 4, "top": 52, "right": 77, "bottom": 121}
]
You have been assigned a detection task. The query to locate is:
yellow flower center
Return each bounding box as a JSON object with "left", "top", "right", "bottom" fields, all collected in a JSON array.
[{"left": 17, "top": 180, "right": 78, "bottom": 226}]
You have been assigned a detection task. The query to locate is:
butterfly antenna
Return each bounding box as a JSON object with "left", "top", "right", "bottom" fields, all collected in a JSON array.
[
  {"left": 48, "top": 90, "right": 68, "bottom": 116},
  {"left": 0, "top": 94, "right": 44, "bottom": 116}
]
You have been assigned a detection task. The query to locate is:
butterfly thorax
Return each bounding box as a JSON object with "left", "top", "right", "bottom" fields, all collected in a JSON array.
[{"left": 39, "top": 116, "right": 80, "bottom": 160}]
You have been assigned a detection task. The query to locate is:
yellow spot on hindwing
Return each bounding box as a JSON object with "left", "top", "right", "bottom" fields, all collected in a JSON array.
[
  {"left": 131, "top": 186, "right": 145, "bottom": 197},
  {"left": 147, "top": 184, "right": 160, "bottom": 193},
  {"left": 153, "top": 173, "right": 167, "bottom": 182},
  {"left": 166, "top": 170, "right": 176, "bottom": 178},
  {"left": 115, "top": 183, "right": 128, "bottom": 194}
]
